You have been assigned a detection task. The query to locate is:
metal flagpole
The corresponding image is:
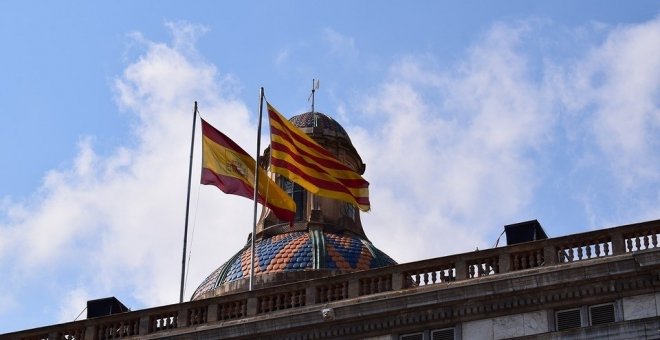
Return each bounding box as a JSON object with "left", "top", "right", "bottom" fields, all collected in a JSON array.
[
  {"left": 180, "top": 101, "right": 198, "bottom": 303},
  {"left": 249, "top": 88, "right": 265, "bottom": 291}
]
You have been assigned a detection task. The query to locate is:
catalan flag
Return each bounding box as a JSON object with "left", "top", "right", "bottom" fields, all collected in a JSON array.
[
  {"left": 201, "top": 118, "right": 296, "bottom": 221},
  {"left": 267, "top": 103, "right": 370, "bottom": 211}
]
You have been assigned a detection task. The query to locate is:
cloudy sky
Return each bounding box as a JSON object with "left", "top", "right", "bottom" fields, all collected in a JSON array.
[{"left": 1, "top": 1, "right": 659, "bottom": 333}]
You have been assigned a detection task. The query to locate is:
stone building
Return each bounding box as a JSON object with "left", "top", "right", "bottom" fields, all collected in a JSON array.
[{"left": 4, "top": 110, "right": 660, "bottom": 340}]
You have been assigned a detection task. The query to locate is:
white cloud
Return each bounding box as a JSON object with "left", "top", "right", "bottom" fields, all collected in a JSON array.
[
  {"left": 564, "top": 18, "right": 660, "bottom": 185},
  {"left": 545, "top": 17, "right": 660, "bottom": 227},
  {"left": 274, "top": 47, "right": 291, "bottom": 65},
  {"left": 0, "top": 21, "right": 259, "bottom": 328},
  {"left": 322, "top": 27, "right": 357, "bottom": 57},
  {"left": 354, "top": 17, "right": 660, "bottom": 261},
  {"left": 57, "top": 287, "right": 91, "bottom": 323},
  {"left": 351, "top": 21, "right": 553, "bottom": 262}
]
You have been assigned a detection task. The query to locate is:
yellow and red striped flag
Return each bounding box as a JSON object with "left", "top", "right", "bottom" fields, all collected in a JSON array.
[
  {"left": 267, "top": 103, "right": 370, "bottom": 211},
  {"left": 201, "top": 118, "right": 296, "bottom": 221}
]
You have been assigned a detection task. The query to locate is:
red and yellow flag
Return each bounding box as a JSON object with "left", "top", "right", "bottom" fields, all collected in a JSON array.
[
  {"left": 267, "top": 103, "right": 370, "bottom": 211},
  {"left": 201, "top": 118, "right": 296, "bottom": 221}
]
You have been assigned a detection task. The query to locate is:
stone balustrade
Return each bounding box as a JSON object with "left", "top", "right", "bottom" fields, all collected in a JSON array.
[{"left": 5, "top": 219, "right": 659, "bottom": 340}]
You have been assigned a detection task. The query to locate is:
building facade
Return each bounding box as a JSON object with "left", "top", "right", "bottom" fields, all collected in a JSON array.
[{"left": 4, "top": 110, "right": 660, "bottom": 340}]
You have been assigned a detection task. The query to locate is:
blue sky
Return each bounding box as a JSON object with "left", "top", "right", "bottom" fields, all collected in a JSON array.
[{"left": 1, "top": 1, "right": 659, "bottom": 333}]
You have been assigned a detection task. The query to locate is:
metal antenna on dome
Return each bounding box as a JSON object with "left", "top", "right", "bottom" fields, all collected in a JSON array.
[{"left": 308, "top": 79, "right": 320, "bottom": 127}]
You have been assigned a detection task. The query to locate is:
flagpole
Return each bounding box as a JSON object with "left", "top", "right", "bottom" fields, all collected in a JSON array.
[
  {"left": 180, "top": 101, "right": 198, "bottom": 303},
  {"left": 250, "top": 88, "right": 265, "bottom": 291}
]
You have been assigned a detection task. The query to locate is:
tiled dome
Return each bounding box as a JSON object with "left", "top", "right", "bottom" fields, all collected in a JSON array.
[
  {"left": 191, "top": 109, "right": 392, "bottom": 301},
  {"left": 191, "top": 231, "right": 396, "bottom": 300},
  {"left": 289, "top": 112, "right": 351, "bottom": 142}
]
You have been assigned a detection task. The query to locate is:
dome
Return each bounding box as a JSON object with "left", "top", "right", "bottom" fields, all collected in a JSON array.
[
  {"left": 191, "top": 230, "right": 396, "bottom": 300},
  {"left": 191, "top": 109, "right": 393, "bottom": 300},
  {"left": 289, "top": 111, "right": 351, "bottom": 142}
]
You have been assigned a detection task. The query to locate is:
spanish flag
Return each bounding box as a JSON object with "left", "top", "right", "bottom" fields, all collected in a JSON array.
[
  {"left": 201, "top": 119, "right": 296, "bottom": 222},
  {"left": 267, "top": 103, "right": 370, "bottom": 211}
]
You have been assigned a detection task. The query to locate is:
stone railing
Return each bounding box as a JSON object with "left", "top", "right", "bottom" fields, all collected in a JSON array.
[{"left": 5, "top": 219, "right": 660, "bottom": 340}]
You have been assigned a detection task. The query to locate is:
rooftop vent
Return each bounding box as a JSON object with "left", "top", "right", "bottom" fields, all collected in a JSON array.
[
  {"left": 504, "top": 219, "right": 548, "bottom": 245},
  {"left": 87, "top": 296, "right": 129, "bottom": 319}
]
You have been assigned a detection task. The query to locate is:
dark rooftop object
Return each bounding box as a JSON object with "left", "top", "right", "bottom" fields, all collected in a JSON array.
[
  {"left": 87, "top": 297, "right": 129, "bottom": 319},
  {"left": 504, "top": 220, "right": 548, "bottom": 245}
]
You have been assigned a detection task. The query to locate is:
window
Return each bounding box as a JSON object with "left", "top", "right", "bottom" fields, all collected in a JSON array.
[
  {"left": 556, "top": 302, "right": 617, "bottom": 332},
  {"left": 400, "top": 332, "right": 424, "bottom": 340},
  {"left": 589, "top": 303, "right": 615, "bottom": 326},
  {"left": 400, "top": 327, "right": 456, "bottom": 340},
  {"left": 556, "top": 308, "right": 582, "bottom": 331},
  {"left": 280, "top": 178, "right": 306, "bottom": 221},
  {"left": 431, "top": 327, "right": 455, "bottom": 340},
  {"left": 341, "top": 203, "right": 356, "bottom": 222}
]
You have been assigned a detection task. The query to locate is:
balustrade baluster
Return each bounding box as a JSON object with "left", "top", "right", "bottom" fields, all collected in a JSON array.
[
  {"left": 468, "top": 264, "right": 475, "bottom": 278},
  {"left": 322, "top": 286, "right": 329, "bottom": 301},
  {"left": 534, "top": 250, "right": 540, "bottom": 267},
  {"left": 513, "top": 254, "right": 520, "bottom": 270},
  {"left": 568, "top": 247, "right": 574, "bottom": 262},
  {"left": 634, "top": 235, "right": 641, "bottom": 251},
  {"left": 604, "top": 242, "right": 610, "bottom": 255},
  {"left": 644, "top": 232, "right": 651, "bottom": 249},
  {"left": 585, "top": 243, "right": 592, "bottom": 259},
  {"left": 652, "top": 232, "right": 658, "bottom": 248},
  {"left": 263, "top": 297, "right": 269, "bottom": 313}
]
